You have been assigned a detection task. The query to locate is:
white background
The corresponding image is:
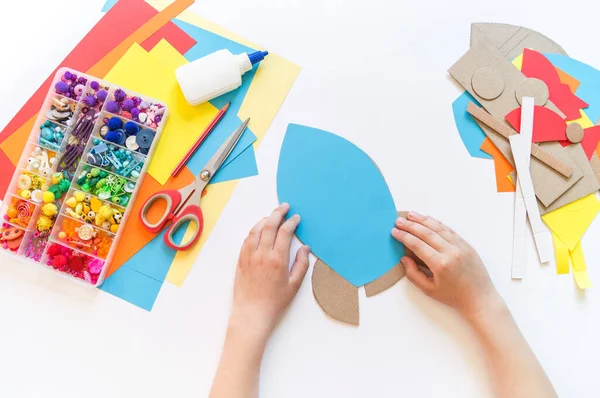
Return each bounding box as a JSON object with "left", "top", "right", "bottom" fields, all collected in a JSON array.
[{"left": 0, "top": 0, "right": 598, "bottom": 397}]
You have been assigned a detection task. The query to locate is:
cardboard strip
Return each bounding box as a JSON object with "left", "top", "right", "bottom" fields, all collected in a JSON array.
[
  {"left": 467, "top": 102, "right": 573, "bottom": 177},
  {"left": 312, "top": 258, "right": 359, "bottom": 326},
  {"left": 590, "top": 152, "right": 600, "bottom": 184}
]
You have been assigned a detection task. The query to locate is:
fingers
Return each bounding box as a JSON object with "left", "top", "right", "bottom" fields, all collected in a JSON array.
[
  {"left": 395, "top": 217, "right": 450, "bottom": 252},
  {"left": 274, "top": 214, "right": 301, "bottom": 257},
  {"left": 392, "top": 227, "right": 438, "bottom": 265},
  {"left": 242, "top": 217, "right": 267, "bottom": 257},
  {"left": 407, "top": 212, "right": 457, "bottom": 244},
  {"left": 401, "top": 256, "right": 435, "bottom": 294},
  {"left": 289, "top": 245, "right": 311, "bottom": 290},
  {"left": 259, "top": 203, "right": 290, "bottom": 250}
]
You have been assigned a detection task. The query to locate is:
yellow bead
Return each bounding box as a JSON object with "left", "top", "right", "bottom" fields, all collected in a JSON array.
[
  {"left": 20, "top": 190, "right": 32, "bottom": 199},
  {"left": 41, "top": 203, "right": 58, "bottom": 217},
  {"left": 75, "top": 192, "right": 86, "bottom": 202},
  {"left": 58, "top": 231, "right": 67, "bottom": 239},
  {"left": 66, "top": 197, "right": 77, "bottom": 208},
  {"left": 110, "top": 224, "right": 119, "bottom": 234},
  {"left": 42, "top": 191, "right": 55, "bottom": 203}
]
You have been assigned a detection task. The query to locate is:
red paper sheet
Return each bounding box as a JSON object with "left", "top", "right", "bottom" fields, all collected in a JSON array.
[
  {"left": 521, "top": 49, "right": 588, "bottom": 121},
  {"left": 505, "top": 105, "right": 567, "bottom": 142}
]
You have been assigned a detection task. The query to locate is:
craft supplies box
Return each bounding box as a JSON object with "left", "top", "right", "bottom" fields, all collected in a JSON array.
[{"left": 0, "top": 68, "right": 167, "bottom": 287}]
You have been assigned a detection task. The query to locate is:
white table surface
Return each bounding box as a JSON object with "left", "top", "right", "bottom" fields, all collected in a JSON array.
[{"left": 0, "top": 1, "right": 599, "bottom": 397}]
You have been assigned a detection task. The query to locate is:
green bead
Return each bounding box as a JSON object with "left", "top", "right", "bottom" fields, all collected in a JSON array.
[
  {"left": 91, "top": 168, "right": 101, "bottom": 177},
  {"left": 77, "top": 176, "right": 87, "bottom": 186},
  {"left": 59, "top": 179, "right": 70, "bottom": 191},
  {"left": 89, "top": 177, "right": 100, "bottom": 187},
  {"left": 100, "top": 171, "right": 108, "bottom": 178},
  {"left": 81, "top": 183, "right": 91, "bottom": 192}
]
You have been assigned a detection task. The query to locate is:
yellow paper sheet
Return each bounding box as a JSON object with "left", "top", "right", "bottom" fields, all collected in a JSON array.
[
  {"left": 164, "top": 13, "right": 301, "bottom": 286},
  {"left": 542, "top": 194, "right": 600, "bottom": 251},
  {"left": 104, "top": 42, "right": 220, "bottom": 185},
  {"left": 551, "top": 233, "right": 570, "bottom": 275},
  {"left": 567, "top": 110, "right": 594, "bottom": 129},
  {"left": 570, "top": 242, "right": 592, "bottom": 289}
]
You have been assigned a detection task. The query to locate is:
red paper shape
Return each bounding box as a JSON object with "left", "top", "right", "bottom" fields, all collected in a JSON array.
[
  {"left": 580, "top": 126, "right": 600, "bottom": 159},
  {"left": 506, "top": 105, "right": 567, "bottom": 142},
  {"left": 0, "top": 0, "right": 195, "bottom": 145},
  {"left": 521, "top": 49, "right": 589, "bottom": 121}
]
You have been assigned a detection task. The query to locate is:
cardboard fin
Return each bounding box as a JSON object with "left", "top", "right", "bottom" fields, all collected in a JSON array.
[
  {"left": 312, "top": 258, "right": 359, "bottom": 326},
  {"left": 364, "top": 263, "right": 404, "bottom": 297}
]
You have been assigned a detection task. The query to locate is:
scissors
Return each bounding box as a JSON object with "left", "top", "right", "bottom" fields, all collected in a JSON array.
[{"left": 140, "top": 118, "right": 250, "bottom": 250}]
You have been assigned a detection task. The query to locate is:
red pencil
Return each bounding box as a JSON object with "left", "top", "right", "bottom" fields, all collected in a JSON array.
[{"left": 171, "top": 102, "right": 231, "bottom": 177}]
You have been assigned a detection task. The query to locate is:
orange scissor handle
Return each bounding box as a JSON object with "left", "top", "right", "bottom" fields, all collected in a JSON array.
[{"left": 139, "top": 190, "right": 182, "bottom": 233}]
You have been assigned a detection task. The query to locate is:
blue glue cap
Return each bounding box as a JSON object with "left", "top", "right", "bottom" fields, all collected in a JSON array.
[{"left": 248, "top": 50, "right": 269, "bottom": 65}]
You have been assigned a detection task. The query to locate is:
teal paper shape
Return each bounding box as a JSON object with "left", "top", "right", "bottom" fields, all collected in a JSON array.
[
  {"left": 451, "top": 92, "right": 492, "bottom": 159},
  {"left": 277, "top": 124, "right": 404, "bottom": 287}
]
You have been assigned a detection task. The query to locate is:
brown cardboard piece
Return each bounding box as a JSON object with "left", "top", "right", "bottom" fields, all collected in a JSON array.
[
  {"left": 590, "top": 152, "right": 600, "bottom": 184},
  {"left": 449, "top": 39, "right": 565, "bottom": 120},
  {"left": 471, "top": 66, "right": 505, "bottom": 100},
  {"left": 515, "top": 78, "right": 549, "bottom": 106},
  {"left": 467, "top": 102, "right": 574, "bottom": 178},
  {"left": 470, "top": 23, "right": 568, "bottom": 60},
  {"left": 539, "top": 144, "right": 600, "bottom": 214},
  {"left": 312, "top": 258, "right": 359, "bottom": 326},
  {"left": 364, "top": 264, "right": 404, "bottom": 297},
  {"left": 566, "top": 123, "right": 584, "bottom": 143}
]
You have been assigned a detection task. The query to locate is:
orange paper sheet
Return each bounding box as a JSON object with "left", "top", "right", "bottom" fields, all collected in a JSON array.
[
  {"left": 107, "top": 168, "right": 195, "bottom": 278},
  {"left": 480, "top": 138, "right": 516, "bottom": 192},
  {"left": 556, "top": 67, "right": 580, "bottom": 94}
]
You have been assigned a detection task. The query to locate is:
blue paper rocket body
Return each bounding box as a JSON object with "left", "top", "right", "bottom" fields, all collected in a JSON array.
[{"left": 277, "top": 124, "right": 405, "bottom": 287}]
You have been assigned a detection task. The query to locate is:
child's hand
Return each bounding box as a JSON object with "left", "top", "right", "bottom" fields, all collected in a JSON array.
[
  {"left": 230, "top": 203, "right": 310, "bottom": 340},
  {"left": 392, "top": 212, "right": 500, "bottom": 319}
]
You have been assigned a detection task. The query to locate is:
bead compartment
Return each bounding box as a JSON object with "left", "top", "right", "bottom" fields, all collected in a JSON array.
[{"left": 0, "top": 67, "right": 167, "bottom": 287}]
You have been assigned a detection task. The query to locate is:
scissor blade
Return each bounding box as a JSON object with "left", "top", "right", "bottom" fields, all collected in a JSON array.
[{"left": 203, "top": 118, "right": 249, "bottom": 179}]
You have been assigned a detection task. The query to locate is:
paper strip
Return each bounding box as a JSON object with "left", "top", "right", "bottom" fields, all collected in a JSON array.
[
  {"left": 509, "top": 98, "right": 552, "bottom": 264},
  {"left": 571, "top": 243, "right": 592, "bottom": 289},
  {"left": 551, "top": 233, "right": 570, "bottom": 275}
]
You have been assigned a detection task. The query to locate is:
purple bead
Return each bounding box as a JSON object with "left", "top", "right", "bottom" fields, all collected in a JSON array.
[
  {"left": 130, "top": 107, "right": 140, "bottom": 119},
  {"left": 114, "top": 89, "right": 126, "bottom": 102},
  {"left": 74, "top": 84, "right": 85, "bottom": 96},
  {"left": 155, "top": 115, "right": 162, "bottom": 123},
  {"left": 90, "top": 81, "right": 100, "bottom": 91},
  {"left": 55, "top": 81, "right": 69, "bottom": 94},
  {"left": 78, "top": 77, "right": 86, "bottom": 84},
  {"left": 132, "top": 96, "right": 142, "bottom": 107},
  {"left": 83, "top": 95, "right": 98, "bottom": 107},
  {"left": 71, "top": 74, "right": 77, "bottom": 82},
  {"left": 64, "top": 71, "right": 72, "bottom": 80},
  {"left": 122, "top": 99, "right": 135, "bottom": 112},
  {"left": 106, "top": 101, "right": 119, "bottom": 114},
  {"left": 97, "top": 90, "right": 108, "bottom": 102}
]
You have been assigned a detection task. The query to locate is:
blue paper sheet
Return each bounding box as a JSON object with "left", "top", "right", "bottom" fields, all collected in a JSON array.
[
  {"left": 544, "top": 53, "right": 600, "bottom": 125},
  {"left": 451, "top": 92, "right": 492, "bottom": 159},
  {"left": 277, "top": 124, "right": 404, "bottom": 287},
  {"left": 101, "top": 0, "right": 117, "bottom": 12},
  {"left": 212, "top": 143, "right": 258, "bottom": 184}
]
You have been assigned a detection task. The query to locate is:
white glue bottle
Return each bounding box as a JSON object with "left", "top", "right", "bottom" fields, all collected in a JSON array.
[{"left": 176, "top": 49, "right": 269, "bottom": 106}]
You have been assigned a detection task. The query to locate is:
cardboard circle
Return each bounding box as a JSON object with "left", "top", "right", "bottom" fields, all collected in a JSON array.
[
  {"left": 566, "top": 123, "right": 584, "bottom": 143},
  {"left": 471, "top": 67, "right": 505, "bottom": 100},
  {"left": 515, "top": 78, "right": 549, "bottom": 106}
]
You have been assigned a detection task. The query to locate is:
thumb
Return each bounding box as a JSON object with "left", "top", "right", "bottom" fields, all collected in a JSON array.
[
  {"left": 402, "top": 256, "right": 435, "bottom": 295},
  {"left": 289, "top": 245, "right": 310, "bottom": 292}
]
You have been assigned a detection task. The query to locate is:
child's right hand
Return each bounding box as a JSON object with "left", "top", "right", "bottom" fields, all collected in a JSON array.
[{"left": 392, "top": 212, "right": 502, "bottom": 319}]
